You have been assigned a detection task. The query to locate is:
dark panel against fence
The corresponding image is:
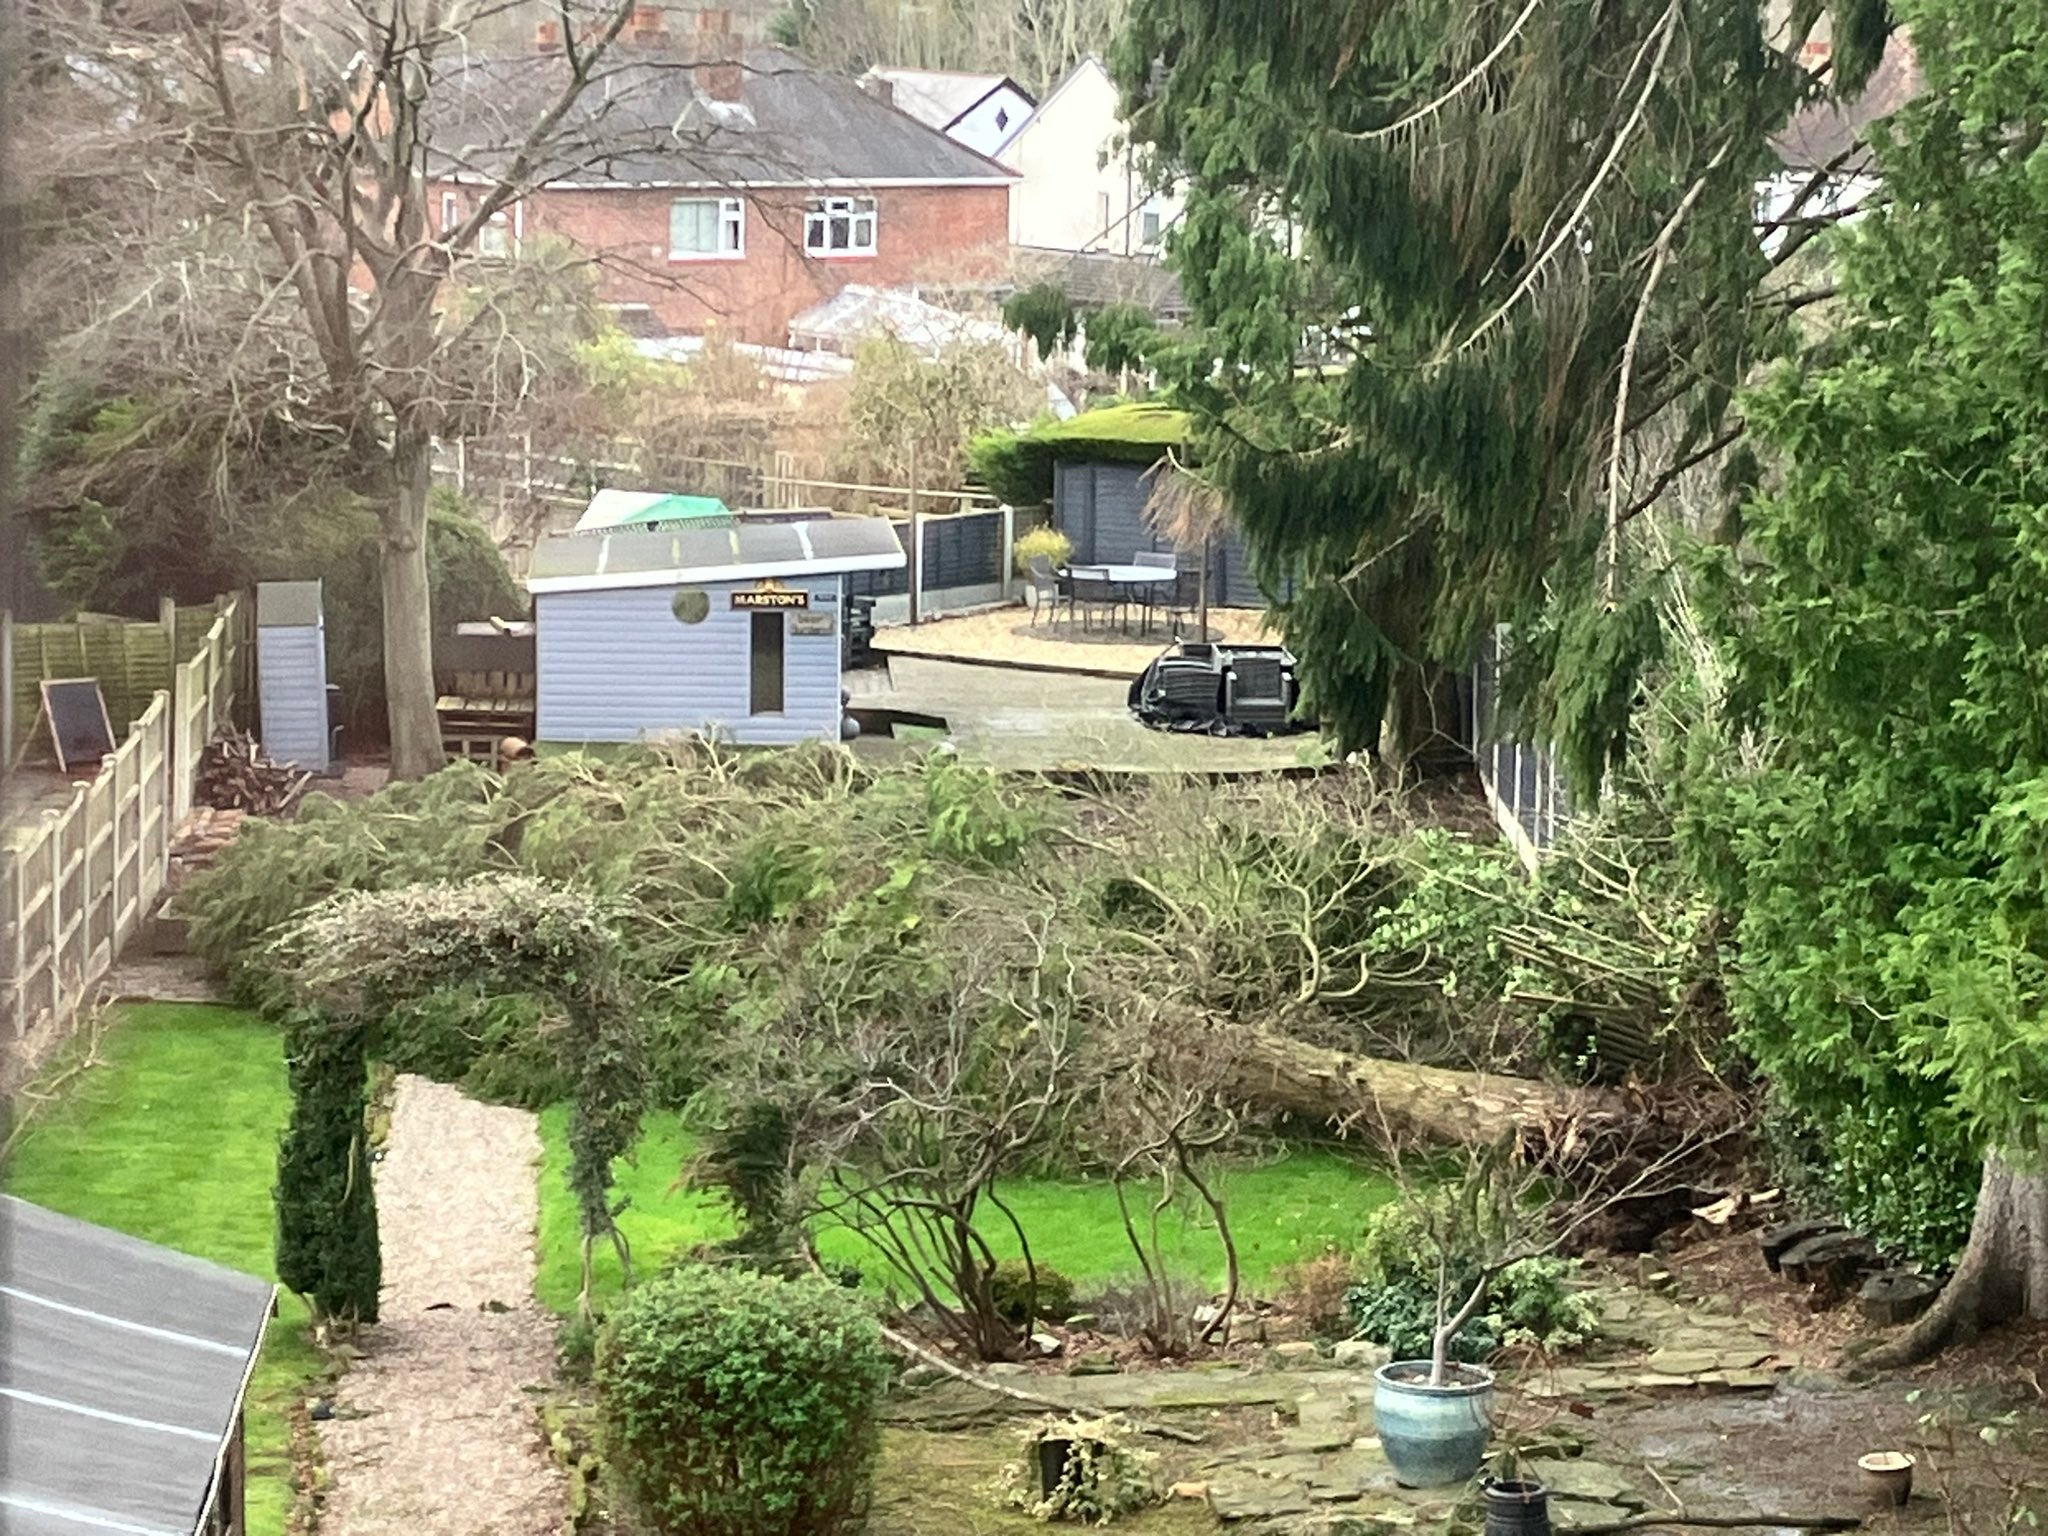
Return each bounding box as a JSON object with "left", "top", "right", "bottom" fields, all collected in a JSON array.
[
  {"left": 843, "top": 523, "right": 912, "bottom": 598},
  {"left": 920, "top": 512, "right": 1003, "bottom": 592}
]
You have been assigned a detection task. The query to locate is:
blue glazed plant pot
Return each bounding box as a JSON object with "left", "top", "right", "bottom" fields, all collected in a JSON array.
[{"left": 1372, "top": 1360, "right": 1496, "bottom": 1488}]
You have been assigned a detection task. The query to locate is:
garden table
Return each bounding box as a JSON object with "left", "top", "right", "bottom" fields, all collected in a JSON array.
[{"left": 1065, "top": 564, "right": 1177, "bottom": 635}]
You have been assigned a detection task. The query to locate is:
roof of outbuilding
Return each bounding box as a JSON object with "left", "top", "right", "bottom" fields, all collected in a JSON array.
[
  {"left": 528, "top": 515, "right": 907, "bottom": 593},
  {"left": 430, "top": 45, "right": 1017, "bottom": 188},
  {"left": 0, "top": 1196, "right": 274, "bottom": 1536}
]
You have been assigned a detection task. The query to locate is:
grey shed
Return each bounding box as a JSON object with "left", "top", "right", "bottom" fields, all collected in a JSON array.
[
  {"left": 255, "top": 580, "right": 331, "bottom": 771},
  {"left": 0, "top": 1194, "right": 275, "bottom": 1536}
]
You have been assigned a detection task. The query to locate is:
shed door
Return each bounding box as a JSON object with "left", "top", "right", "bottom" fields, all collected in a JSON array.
[{"left": 750, "top": 612, "right": 785, "bottom": 714}]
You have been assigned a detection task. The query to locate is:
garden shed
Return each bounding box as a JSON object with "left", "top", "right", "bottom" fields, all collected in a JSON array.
[
  {"left": 526, "top": 516, "right": 906, "bottom": 746},
  {"left": 986, "top": 404, "right": 1279, "bottom": 608},
  {"left": 254, "top": 580, "right": 331, "bottom": 772},
  {"left": 0, "top": 1194, "right": 274, "bottom": 1536}
]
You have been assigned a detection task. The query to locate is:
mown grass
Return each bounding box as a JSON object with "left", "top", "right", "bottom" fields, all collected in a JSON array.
[
  {"left": 536, "top": 1107, "right": 1398, "bottom": 1316},
  {"left": 4, "top": 1003, "right": 321, "bottom": 1536}
]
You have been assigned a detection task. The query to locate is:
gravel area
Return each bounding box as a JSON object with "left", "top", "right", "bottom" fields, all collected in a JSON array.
[{"left": 316, "top": 1075, "right": 564, "bottom": 1536}]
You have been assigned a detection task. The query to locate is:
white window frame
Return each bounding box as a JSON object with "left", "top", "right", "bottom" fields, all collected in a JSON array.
[
  {"left": 1139, "top": 203, "right": 1164, "bottom": 251},
  {"left": 440, "top": 190, "right": 458, "bottom": 235},
  {"left": 669, "top": 195, "right": 745, "bottom": 261},
  {"left": 804, "top": 195, "right": 878, "bottom": 257},
  {"left": 476, "top": 201, "right": 521, "bottom": 259}
]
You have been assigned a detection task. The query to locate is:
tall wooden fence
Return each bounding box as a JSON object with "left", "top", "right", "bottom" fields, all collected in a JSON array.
[{"left": 2, "top": 594, "right": 247, "bottom": 1069}]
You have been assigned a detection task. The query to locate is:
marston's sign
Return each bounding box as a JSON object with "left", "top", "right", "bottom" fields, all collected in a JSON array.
[{"left": 731, "top": 584, "right": 809, "bottom": 611}]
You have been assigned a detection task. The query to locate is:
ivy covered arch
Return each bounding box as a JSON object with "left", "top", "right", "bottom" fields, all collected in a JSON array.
[{"left": 271, "top": 876, "right": 645, "bottom": 1322}]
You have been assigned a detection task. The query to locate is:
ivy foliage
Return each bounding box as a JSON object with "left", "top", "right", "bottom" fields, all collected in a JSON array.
[
  {"left": 275, "top": 1013, "right": 380, "bottom": 1325},
  {"left": 1684, "top": 0, "right": 2048, "bottom": 1266},
  {"left": 1112, "top": 0, "right": 1880, "bottom": 765},
  {"left": 595, "top": 1265, "right": 892, "bottom": 1536}
]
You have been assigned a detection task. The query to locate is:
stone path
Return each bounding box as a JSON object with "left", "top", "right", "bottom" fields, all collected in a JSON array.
[
  {"left": 888, "top": 1282, "right": 1812, "bottom": 1532},
  {"left": 316, "top": 1076, "right": 564, "bottom": 1536}
]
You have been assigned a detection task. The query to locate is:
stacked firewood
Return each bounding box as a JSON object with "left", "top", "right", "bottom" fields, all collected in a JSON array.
[
  {"left": 195, "top": 729, "right": 312, "bottom": 816},
  {"left": 173, "top": 808, "right": 248, "bottom": 867}
]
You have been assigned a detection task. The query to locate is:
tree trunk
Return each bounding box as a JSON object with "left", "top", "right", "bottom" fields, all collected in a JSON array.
[
  {"left": 382, "top": 426, "right": 444, "bottom": 781},
  {"left": 1862, "top": 1151, "right": 2048, "bottom": 1368},
  {"left": 1224, "top": 1032, "right": 1592, "bottom": 1148}
]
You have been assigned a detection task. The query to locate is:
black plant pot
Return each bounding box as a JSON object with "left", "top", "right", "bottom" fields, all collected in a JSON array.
[{"left": 1483, "top": 1478, "right": 1551, "bottom": 1536}]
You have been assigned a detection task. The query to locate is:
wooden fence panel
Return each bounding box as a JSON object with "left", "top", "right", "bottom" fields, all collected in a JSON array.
[{"left": 2, "top": 596, "right": 241, "bottom": 1067}]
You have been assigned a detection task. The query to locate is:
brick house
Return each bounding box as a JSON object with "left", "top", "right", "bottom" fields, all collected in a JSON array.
[{"left": 432, "top": 31, "right": 1015, "bottom": 345}]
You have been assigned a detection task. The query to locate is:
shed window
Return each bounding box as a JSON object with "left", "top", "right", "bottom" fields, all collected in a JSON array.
[
  {"left": 749, "top": 611, "right": 785, "bottom": 714},
  {"left": 671, "top": 195, "right": 744, "bottom": 258},
  {"left": 804, "top": 196, "right": 877, "bottom": 255}
]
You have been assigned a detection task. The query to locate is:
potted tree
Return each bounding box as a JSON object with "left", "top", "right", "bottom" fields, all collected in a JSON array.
[{"left": 1357, "top": 1146, "right": 1603, "bottom": 1489}]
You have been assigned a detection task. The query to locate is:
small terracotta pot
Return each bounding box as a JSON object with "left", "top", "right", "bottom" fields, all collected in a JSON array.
[{"left": 1858, "top": 1451, "right": 1915, "bottom": 1507}]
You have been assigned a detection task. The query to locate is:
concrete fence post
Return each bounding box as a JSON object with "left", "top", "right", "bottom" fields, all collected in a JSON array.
[
  {"left": 1000, "top": 504, "right": 1016, "bottom": 603},
  {"left": 2, "top": 607, "right": 14, "bottom": 774}
]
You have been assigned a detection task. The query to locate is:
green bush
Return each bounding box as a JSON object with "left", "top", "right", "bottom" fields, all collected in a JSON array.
[
  {"left": 1013, "top": 523, "right": 1074, "bottom": 575},
  {"left": 1342, "top": 1197, "right": 1599, "bottom": 1363},
  {"left": 989, "top": 1259, "right": 1076, "bottom": 1327},
  {"left": 967, "top": 427, "right": 1056, "bottom": 508},
  {"left": 596, "top": 1266, "right": 892, "bottom": 1536}
]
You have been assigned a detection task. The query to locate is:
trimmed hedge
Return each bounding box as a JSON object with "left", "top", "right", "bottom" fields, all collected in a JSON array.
[{"left": 596, "top": 1266, "right": 892, "bottom": 1536}]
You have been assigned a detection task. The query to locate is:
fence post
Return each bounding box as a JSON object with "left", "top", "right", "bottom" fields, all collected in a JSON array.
[
  {"left": 999, "top": 504, "right": 1016, "bottom": 603},
  {"left": 456, "top": 437, "right": 469, "bottom": 496},
  {"left": 2, "top": 607, "right": 13, "bottom": 773}
]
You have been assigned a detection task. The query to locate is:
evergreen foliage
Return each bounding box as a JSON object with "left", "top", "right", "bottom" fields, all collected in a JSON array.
[
  {"left": 1002, "top": 281, "right": 1080, "bottom": 358},
  {"left": 274, "top": 1014, "right": 380, "bottom": 1324},
  {"left": 1685, "top": 0, "right": 2048, "bottom": 1266},
  {"left": 595, "top": 1265, "right": 891, "bottom": 1536},
  {"left": 1113, "top": 0, "right": 1883, "bottom": 765},
  {"left": 1083, "top": 302, "right": 1160, "bottom": 377}
]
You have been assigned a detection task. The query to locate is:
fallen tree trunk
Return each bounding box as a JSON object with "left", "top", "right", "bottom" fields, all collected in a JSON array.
[{"left": 1225, "top": 1031, "right": 1601, "bottom": 1147}]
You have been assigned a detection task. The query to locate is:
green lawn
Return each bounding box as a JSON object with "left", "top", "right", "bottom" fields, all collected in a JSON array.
[
  {"left": 5, "top": 1003, "right": 321, "bottom": 1536},
  {"left": 536, "top": 1107, "right": 1397, "bottom": 1315}
]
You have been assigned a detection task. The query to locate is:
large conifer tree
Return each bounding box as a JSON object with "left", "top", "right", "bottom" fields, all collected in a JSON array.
[{"left": 1114, "top": 0, "right": 1884, "bottom": 774}]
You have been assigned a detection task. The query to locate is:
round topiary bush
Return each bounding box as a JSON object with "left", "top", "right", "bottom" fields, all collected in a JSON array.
[{"left": 595, "top": 1265, "right": 893, "bottom": 1536}]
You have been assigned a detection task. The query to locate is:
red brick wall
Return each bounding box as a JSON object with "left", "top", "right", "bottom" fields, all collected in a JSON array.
[{"left": 440, "top": 182, "right": 1011, "bottom": 343}]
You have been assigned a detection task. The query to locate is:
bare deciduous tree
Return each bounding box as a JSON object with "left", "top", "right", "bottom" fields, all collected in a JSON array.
[{"left": 18, "top": 0, "right": 765, "bottom": 775}]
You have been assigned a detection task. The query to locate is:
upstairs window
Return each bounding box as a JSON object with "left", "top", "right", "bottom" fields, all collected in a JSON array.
[
  {"left": 440, "top": 191, "right": 458, "bottom": 234},
  {"left": 804, "top": 195, "right": 877, "bottom": 256},
  {"left": 671, "top": 195, "right": 745, "bottom": 259},
  {"left": 1139, "top": 205, "right": 1164, "bottom": 250}
]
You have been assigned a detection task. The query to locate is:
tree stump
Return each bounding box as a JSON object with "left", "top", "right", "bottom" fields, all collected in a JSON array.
[
  {"left": 1758, "top": 1219, "right": 1842, "bottom": 1274},
  {"left": 1781, "top": 1231, "right": 1879, "bottom": 1305},
  {"left": 1859, "top": 1270, "right": 1939, "bottom": 1327}
]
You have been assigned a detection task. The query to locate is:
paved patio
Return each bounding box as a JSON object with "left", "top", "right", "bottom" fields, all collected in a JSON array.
[
  {"left": 873, "top": 604, "right": 1279, "bottom": 681},
  {"left": 849, "top": 656, "right": 1328, "bottom": 775}
]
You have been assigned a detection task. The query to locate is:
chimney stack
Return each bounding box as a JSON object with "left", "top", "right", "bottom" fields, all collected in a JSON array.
[
  {"left": 693, "top": 8, "right": 743, "bottom": 103},
  {"left": 534, "top": 18, "right": 561, "bottom": 52},
  {"left": 627, "top": 3, "right": 668, "bottom": 47}
]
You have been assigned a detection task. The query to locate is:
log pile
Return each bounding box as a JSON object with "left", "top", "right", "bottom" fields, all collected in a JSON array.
[
  {"left": 173, "top": 808, "right": 248, "bottom": 865},
  {"left": 195, "top": 730, "right": 311, "bottom": 815}
]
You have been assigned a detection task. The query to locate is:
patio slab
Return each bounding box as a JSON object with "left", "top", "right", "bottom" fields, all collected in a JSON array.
[
  {"left": 872, "top": 604, "right": 1278, "bottom": 681},
  {"left": 849, "top": 656, "right": 1329, "bottom": 776}
]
